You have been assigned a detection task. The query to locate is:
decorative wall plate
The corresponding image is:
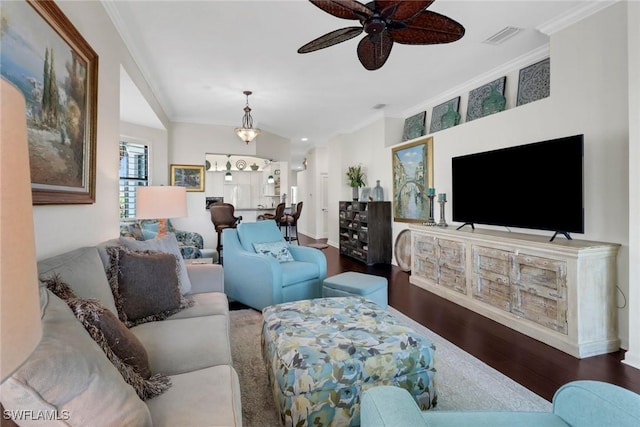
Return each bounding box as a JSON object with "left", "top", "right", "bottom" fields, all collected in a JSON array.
[
  {"left": 394, "top": 229, "right": 412, "bottom": 272},
  {"left": 236, "top": 159, "right": 247, "bottom": 170}
]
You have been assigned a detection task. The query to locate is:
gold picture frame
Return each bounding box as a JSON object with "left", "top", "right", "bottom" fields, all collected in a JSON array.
[
  {"left": 391, "top": 136, "right": 434, "bottom": 223},
  {"left": 2, "top": 0, "right": 99, "bottom": 204},
  {"left": 170, "top": 164, "right": 205, "bottom": 192}
]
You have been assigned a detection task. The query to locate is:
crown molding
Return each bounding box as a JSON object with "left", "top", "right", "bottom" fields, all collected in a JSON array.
[
  {"left": 537, "top": 0, "right": 619, "bottom": 35},
  {"left": 101, "top": 0, "right": 174, "bottom": 118}
]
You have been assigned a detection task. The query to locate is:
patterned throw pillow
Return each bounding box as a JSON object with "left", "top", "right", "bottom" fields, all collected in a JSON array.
[
  {"left": 253, "top": 240, "right": 295, "bottom": 262},
  {"left": 43, "top": 275, "right": 171, "bottom": 400},
  {"left": 106, "top": 248, "right": 193, "bottom": 327}
]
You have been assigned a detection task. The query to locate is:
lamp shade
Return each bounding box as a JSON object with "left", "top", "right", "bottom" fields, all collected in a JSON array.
[
  {"left": 136, "top": 186, "right": 187, "bottom": 219},
  {"left": 1, "top": 79, "right": 43, "bottom": 382},
  {"left": 235, "top": 127, "right": 260, "bottom": 144}
]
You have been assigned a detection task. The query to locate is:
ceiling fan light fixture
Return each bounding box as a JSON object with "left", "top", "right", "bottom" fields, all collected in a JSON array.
[
  {"left": 298, "top": 0, "right": 465, "bottom": 71},
  {"left": 234, "top": 90, "right": 261, "bottom": 144}
]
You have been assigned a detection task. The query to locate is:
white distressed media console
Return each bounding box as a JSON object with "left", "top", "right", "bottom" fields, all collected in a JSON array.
[{"left": 409, "top": 225, "right": 620, "bottom": 358}]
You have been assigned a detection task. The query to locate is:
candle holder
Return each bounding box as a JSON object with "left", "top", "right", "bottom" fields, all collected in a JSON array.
[
  {"left": 424, "top": 194, "right": 436, "bottom": 226},
  {"left": 438, "top": 199, "right": 448, "bottom": 227}
]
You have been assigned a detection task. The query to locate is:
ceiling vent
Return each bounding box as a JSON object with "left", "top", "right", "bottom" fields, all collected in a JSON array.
[
  {"left": 483, "top": 26, "right": 523, "bottom": 45},
  {"left": 372, "top": 103, "right": 387, "bottom": 110}
]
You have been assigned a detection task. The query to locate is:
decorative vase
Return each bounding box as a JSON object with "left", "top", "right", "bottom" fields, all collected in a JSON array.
[
  {"left": 372, "top": 180, "right": 384, "bottom": 201},
  {"left": 440, "top": 103, "right": 460, "bottom": 129},
  {"left": 352, "top": 186, "right": 359, "bottom": 201},
  {"left": 481, "top": 85, "right": 506, "bottom": 116},
  {"left": 250, "top": 163, "right": 259, "bottom": 171}
]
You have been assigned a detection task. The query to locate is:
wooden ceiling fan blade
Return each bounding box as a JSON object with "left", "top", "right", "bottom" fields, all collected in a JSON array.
[
  {"left": 298, "top": 27, "right": 364, "bottom": 53},
  {"left": 390, "top": 11, "right": 465, "bottom": 45},
  {"left": 309, "top": 0, "right": 373, "bottom": 20},
  {"left": 357, "top": 32, "right": 393, "bottom": 70},
  {"left": 375, "top": 0, "right": 434, "bottom": 21}
]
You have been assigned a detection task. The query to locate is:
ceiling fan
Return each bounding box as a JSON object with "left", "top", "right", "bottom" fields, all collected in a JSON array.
[{"left": 298, "top": 0, "right": 465, "bottom": 70}]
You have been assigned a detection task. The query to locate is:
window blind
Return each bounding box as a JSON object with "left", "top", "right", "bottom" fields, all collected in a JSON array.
[{"left": 119, "top": 141, "right": 148, "bottom": 219}]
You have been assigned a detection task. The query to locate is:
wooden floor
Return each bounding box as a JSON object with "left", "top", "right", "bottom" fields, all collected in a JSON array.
[{"left": 298, "top": 234, "right": 640, "bottom": 402}]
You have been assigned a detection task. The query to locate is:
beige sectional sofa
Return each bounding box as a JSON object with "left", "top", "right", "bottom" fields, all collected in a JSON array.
[{"left": 0, "top": 243, "right": 242, "bottom": 426}]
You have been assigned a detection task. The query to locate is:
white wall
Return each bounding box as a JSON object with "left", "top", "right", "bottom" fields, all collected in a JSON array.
[
  {"left": 32, "top": 1, "right": 170, "bottom": 259},
  {"left": 328, "top": 3, "right": 633, "bottom": 349},
  {"left": 296, "top": 146, "right": 330, "bottom": 239},
  {"left": 624, "top": 0, "right": 640, "bottom": 370}
]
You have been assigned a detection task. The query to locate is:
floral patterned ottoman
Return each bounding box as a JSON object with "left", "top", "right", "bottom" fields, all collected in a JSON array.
[{"left": 261, "top": 297, "right": 437, "bottom": 427}]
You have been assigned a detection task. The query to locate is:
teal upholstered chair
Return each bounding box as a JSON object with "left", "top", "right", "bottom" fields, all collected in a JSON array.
[
  {"left": 222, "top": 220, "right": 326, "bottom": 310},
  {"left": 361, "top": 380, "right": 640, "bottom": 427}
]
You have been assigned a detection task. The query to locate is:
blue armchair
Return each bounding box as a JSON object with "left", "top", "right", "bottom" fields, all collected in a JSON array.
[
  {"left": 222, "top": 221, "right": 326, "bottom": 310},
  {"left": 361, "top": 380, "right": 640, "bottom": 427}
]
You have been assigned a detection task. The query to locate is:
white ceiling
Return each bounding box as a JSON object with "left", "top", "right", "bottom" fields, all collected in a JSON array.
[{"left": 106, "top": 0, "right": 611, "bottom": 169}]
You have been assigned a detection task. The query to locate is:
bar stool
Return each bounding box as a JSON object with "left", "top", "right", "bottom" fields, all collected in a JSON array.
[
  {"left": 281, "top": 202, "right": 303, "bottom": 243},
  {"left": 210, "top": 203, "right": 242, "bottom": 263}
]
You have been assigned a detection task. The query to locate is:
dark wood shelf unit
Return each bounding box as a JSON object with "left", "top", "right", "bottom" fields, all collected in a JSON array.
[{"left": 339, "top": 201, "right": 391, "bottom": 265}]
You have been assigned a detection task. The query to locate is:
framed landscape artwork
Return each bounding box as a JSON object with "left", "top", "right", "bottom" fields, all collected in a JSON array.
[
  {"left": 171, "top": 164, "right": 205, "bottom": 192},
  {"left": 1, "top": 0, "right": 98, "bottom": 204},
  {"left": 391, "top": 136, "right": 434, "bottom": 223}
]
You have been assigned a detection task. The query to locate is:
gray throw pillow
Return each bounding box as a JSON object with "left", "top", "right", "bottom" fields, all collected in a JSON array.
[
  {"left": 106, "top": 248, "right": 193, "bottom": 327},
  {"left": 119, "top": 233, "right": 192, "bottom": 294}
]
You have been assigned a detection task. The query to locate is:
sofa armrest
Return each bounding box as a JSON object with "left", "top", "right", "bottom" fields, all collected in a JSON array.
[
  {"left": 186, "top": 263, "right": 224, "bottom": 294},
  {"left": 553, "top": 380, "right": 640, "bottom": 427},
  {"left": 288, "top": 245, "right": 327, "bottom": 279},
  {"left": 361, "top": 386, "right": 429, "bottom": 427}
]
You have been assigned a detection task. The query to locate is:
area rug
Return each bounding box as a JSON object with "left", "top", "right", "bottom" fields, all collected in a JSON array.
[{"left": 229, "top": 306, "right": 551, "bottom": 427}]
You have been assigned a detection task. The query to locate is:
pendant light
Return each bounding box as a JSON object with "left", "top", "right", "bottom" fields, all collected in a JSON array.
[{"left": 234, "top": 90, "right": 261, "bottom": 144}]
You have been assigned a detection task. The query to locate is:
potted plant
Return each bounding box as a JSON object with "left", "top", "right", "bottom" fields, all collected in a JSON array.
[{"left": 346, "top": 165, "right": 366, "bottom": 201}]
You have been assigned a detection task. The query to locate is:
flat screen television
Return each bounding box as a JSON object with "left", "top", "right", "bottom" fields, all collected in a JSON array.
[{"left": 452, "top": 134, "right": 584, "bottom": 239}]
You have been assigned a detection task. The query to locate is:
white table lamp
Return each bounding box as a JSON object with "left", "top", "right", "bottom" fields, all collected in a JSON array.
[{"left": 136, "top": 186, "right": 187, "bottom": 237}]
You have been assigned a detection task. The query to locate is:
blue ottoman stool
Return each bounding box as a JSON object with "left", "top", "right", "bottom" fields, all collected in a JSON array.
[{"left": 322, "top": 271, "right": 388, "bottom": 308}]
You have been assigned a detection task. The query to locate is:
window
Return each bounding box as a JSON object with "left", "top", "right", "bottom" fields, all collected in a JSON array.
[{"left": 119, "top": 141, "right": 148, "bottom": 218}]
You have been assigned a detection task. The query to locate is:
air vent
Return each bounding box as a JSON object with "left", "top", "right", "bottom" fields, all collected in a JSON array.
[
  {"left": 372, "top": 103, "right": 387, "bottom": 110},
  {"left": 483, "top": 26, "right": 523, "bottom": 45}
]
